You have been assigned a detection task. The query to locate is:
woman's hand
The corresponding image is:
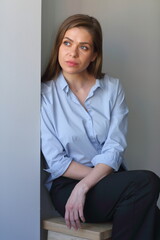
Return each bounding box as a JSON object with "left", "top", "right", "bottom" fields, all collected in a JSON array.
[
  {"left": 64, "top": 163, "right": 113, "bottom": 230},
  {"left": 65, "top": 182, "right": 88, "bottom": 230}
]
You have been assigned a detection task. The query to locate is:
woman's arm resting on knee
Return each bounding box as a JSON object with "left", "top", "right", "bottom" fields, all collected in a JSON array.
[
  {"left": 79, "top": 163, "right": 113, "bottom": 191},
  {"left": 65, "top": 163, "right": 113, "bottom": 230}
]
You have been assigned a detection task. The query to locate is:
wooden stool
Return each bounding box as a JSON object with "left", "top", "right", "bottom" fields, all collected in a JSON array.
[{"left": 43, "top": 217, "right": 112, "bottom": 240}]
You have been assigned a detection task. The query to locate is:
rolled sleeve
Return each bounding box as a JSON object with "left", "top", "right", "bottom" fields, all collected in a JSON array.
[
  {"left": 91, "top": 80, "right": 128, "bottom": 171},
  {"left": 41, "top": 93, "right": 72, "bottom": 186},
  {"left": 91, "top": 152, "right": 123, "bottom": 171}
]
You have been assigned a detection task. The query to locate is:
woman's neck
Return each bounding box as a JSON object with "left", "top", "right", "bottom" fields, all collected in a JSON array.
[{"left": 62, "top": 71, "right": 96, "bottom": 91}]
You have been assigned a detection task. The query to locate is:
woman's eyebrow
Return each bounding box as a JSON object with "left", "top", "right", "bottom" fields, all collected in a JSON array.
[
  {"left": 64, "top": 37, "right": 73, "bottom": 42},
  {"left": 63, "top": 37, "right": 92, "bottom": 46}
]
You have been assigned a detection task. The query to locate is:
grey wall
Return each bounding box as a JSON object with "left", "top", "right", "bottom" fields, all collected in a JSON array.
[
  {"left": 41, "top": 0, "right": 160, "bottom": 235},
  {"left": 0, "top": 1, "right": 41, "bottom": 240}
]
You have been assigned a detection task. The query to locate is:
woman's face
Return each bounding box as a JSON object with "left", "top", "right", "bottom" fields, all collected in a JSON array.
[{"left": 58, "top": 27, "right": 97, "bottom": 77}]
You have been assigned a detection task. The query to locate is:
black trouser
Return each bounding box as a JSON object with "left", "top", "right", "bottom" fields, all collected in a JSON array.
[{"left": 50, "top": 170, "right": 160, "bottom": 240}]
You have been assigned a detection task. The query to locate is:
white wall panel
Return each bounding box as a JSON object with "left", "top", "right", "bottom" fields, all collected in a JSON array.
[{"left": 0, "top": 1, "right": 41, "bottom": 240}]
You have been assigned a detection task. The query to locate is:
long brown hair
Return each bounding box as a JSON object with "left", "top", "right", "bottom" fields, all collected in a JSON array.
[{"left": 42, "top": 14, "right": 104, "bottom": 82}]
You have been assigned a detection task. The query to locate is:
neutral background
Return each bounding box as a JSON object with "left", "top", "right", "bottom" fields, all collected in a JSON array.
[
  {"left": 0, "top": 1, "right": 160, "bottom": 240},
  {"left": 41, "top": 0, "right": 160, "bottom": 233}
]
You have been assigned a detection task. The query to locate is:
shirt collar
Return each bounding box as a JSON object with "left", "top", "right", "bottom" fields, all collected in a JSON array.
[
  {"left": 57, "top": 72, "right": 70, "bottom": 94},
  {"left": 95, "top": 78, "right": 104, "bottom": 90}
]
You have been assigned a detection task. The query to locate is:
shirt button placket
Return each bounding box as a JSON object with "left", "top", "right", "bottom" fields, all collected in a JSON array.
[{"left": 87, "top": 114, "right": 95, "bottom": 143}]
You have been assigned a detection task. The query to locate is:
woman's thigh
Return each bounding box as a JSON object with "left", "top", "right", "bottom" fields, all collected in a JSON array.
[
  {"left": 84, "top": 170, "right": 160, "bottom": 222},
  {"left": 50, "top": 170, "right": 160, "bottom": 222}
]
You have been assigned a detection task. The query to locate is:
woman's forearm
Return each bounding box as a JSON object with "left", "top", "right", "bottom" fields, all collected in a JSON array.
[
  {"left": 77, "top": 163, "right": 113, "bottom": 193},
  {"left": 63, "top": 161, "right": 113, "bottom": 193},
  {"left": 62, "top": 161, "right": 93, "bottom": 180}
]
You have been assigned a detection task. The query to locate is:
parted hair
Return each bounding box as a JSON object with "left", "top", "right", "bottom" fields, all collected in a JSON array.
[{"left": 41, "top": 14, "right": 104, "bottom": 82}]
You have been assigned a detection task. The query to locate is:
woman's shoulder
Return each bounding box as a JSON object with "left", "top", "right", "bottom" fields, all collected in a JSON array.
[
  {"left": 102, "top": 73, "right": 120, "bottom": 83},
  {"left": 41, "top": 80, "right": 56, "bottom": 105},
  {"left": 100, "top": 74, "right": 121, "bottom": 89},
  {"left": 41, "top": 80, "right": 55, "bottom": 95}
]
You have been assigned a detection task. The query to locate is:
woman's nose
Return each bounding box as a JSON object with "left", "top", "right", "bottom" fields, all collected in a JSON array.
[{"left": 69, "top": 46, "right": 79, "bottom": 57}]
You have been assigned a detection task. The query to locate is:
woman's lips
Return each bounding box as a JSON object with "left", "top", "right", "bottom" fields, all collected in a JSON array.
[{"left": 65, "top": 61, "right": 79, "bottom": 67}]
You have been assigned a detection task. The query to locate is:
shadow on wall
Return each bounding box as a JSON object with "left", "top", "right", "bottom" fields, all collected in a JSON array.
[{"left": 41, "top": 154, "right": 60, "bottom": 240}]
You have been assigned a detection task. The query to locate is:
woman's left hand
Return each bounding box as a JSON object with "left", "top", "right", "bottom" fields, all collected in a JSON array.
[{"left": 65, "top": 182, "right": 87, "bottom": 230}]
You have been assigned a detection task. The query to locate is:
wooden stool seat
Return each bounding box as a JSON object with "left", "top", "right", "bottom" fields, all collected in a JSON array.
[{"left": 43, "top": 217, "right": 112, "bottom": 240}]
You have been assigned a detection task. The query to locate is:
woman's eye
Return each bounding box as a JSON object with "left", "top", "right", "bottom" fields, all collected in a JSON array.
[
  {"left": 63, "top": 41, "right": 71, "bottom": 46},
  {"left": 80, "top": 46, "right": 89, "bottom": 51}
]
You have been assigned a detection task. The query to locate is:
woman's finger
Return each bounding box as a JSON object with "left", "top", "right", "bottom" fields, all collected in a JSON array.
[
  {"left": 70, "top": 211, "right": 77, "bottom": 230},
  {"left": 79, "top": 207, "right": 85, "bottom": 223},
  {"left": 65, "top": 210, "right": 71, "bottom": 229},
  {"left": 74, "top": 210, "right": 81, "bottom": 229}
]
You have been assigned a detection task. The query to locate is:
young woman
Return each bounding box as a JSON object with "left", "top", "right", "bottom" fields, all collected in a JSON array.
[{"left": 41, "top": 14, "right": 160, "bottom": 239}]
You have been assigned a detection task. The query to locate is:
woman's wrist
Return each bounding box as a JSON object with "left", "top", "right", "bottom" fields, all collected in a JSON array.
[
  {"left": 77, "top": 164, "right": 113, "bottom": 193},
  {"left": 76, "top": 180, "right": 90, "bottom": 194}
]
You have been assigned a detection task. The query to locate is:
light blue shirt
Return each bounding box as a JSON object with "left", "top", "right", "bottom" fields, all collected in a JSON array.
[{"left": 41, "top": 73, "right": 128, "bottom": 190}]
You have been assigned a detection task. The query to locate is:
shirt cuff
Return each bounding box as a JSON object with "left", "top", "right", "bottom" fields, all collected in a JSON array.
[
  {"left": 91, "top": 152, "right": 123, "bottom": 171},
  {"left": 44, "top": 157, "right": 72, "bottom": 189}
]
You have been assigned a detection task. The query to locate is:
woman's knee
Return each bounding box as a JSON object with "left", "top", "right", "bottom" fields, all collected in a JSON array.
[
  {"left": 138, "top": 170, "right": 160, "bottom": 196},
  {"left": 146, "top": 170, "right": 160, "bottom": 191}
]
